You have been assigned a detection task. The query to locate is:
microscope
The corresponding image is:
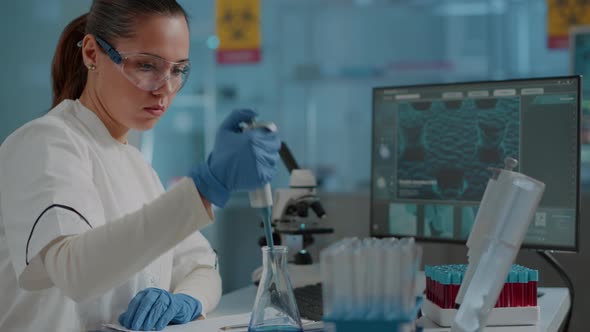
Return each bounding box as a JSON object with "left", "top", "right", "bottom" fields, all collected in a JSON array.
[{"left": 258, "top": 142, "right": 332, "bottom": 265}]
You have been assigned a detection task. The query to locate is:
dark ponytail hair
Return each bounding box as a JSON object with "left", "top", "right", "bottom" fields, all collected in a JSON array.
[
  {"left": 51, "top": 0, "right": 189, "bottom": 108},
  {"left": 51, "top": 14, "right": 88, "bottom": 108}
]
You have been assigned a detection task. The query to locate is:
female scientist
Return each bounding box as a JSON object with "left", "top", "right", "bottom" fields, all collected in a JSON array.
[{"left": 0, "top": 1, "right": 280, "bottom": 331}]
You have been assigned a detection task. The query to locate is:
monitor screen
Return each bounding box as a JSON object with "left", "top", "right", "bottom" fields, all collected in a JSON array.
[{"left": 371, "top": 76, "right": 580, "bottom": 252}]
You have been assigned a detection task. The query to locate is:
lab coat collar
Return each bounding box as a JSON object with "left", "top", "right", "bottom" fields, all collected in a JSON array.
[{"left": 71, "top": 99, "right": 129, "bottom": 147}]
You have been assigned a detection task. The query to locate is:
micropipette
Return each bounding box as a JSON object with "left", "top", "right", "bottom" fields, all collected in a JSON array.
[{"left": 241, "top": 121, "right": 277, "bottom": 248}]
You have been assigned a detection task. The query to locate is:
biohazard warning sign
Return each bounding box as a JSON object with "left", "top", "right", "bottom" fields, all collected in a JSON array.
[
  {"left": 216, "top": 0, "right": 261, "bottom": 64},
  {"left": 547, "top": 0, "right": 590, "bottom": 49}
]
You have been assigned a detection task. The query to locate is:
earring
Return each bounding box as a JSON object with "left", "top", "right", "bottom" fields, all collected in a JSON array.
[{"left": 87, "top": 64, "right": 96, "bottom": 71}]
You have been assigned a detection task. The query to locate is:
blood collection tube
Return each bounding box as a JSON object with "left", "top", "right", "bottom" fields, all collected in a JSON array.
[
  {"left": 441, "top": 268, "right": 450, "bottom": 308},
  {"left": 529, "top": 269, "right": 539, "bottom": 306},
  {"left": 513, "top": 268, "right": 520, "bottom": 307},
  {"left": 427, "top": 275, "right": 431, "bottom": 302},
  {"left": 507, "top": 270, "right": 516, "bottom": 308},
  {"left": 434, "top": 268, "right": 440, "bottom": 307},
  {"left": 518, "top": 269, "right": 527, "bottom": 307},
  {"left": 450, "top": 271, "right": 460, "bottom": 307}
]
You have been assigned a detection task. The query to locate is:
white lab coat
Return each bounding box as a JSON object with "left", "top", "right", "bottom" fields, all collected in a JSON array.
[{"left": 0, "top": 99, "right": 221, "bottom": 331}]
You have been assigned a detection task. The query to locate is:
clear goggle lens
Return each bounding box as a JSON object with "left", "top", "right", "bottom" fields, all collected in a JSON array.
[{"left": 118, "top": 54, "right": 190, "bottom": 92}]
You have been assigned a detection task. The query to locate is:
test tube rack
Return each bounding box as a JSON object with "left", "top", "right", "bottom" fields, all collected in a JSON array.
[{"left": 422, "top": 264, "right": 540, "bottom": 328}]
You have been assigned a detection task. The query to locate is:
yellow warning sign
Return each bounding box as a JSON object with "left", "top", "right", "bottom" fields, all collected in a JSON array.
[
  {"left": 547, "top": 0, "right": 590, "bottom": 48},
  {"left": 216, "top": 0, "right": 261, "bottom": 63}
]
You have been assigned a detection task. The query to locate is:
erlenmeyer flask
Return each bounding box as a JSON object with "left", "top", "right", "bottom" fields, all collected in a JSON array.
[{"left": 249, "top": 246, "right": 303, "bottom": 332}]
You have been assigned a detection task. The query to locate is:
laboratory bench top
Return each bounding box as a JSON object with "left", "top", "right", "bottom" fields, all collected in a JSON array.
[{"left": 205, "top": 285, "right": 569, "bottom": 332}]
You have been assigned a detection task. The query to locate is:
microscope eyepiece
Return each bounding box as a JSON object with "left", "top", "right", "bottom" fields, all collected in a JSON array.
[{"left": 310, "top": 201, "right": 327, "bottom": 219}]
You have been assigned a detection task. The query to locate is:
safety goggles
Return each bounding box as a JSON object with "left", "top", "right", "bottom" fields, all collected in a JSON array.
[{"left": 92, "top": 35, "right": 191, "bottom": 92}]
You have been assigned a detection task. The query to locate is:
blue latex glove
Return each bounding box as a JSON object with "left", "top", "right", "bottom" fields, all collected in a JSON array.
[
  {"left": 118, "top": 288, "right": 202, "bottom": 331},
  {"left": 190, "top": 109, "right": 281, "bottom": 207}
]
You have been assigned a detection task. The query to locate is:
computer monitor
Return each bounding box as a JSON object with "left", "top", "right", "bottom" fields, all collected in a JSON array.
[{"left": 370, "top": 76, "right": 581, "bottom": 252}]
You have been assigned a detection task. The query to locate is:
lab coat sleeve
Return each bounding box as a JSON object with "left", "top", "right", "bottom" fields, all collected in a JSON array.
[
  {"left": 170, "top": 231, "right": 222, "bottom": 314},
  {"left": 42, "top": 177, "right": 212, "bottom": 302},
  {"left": 0, "top": 119, "right": 106, "bottom": 290}
]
